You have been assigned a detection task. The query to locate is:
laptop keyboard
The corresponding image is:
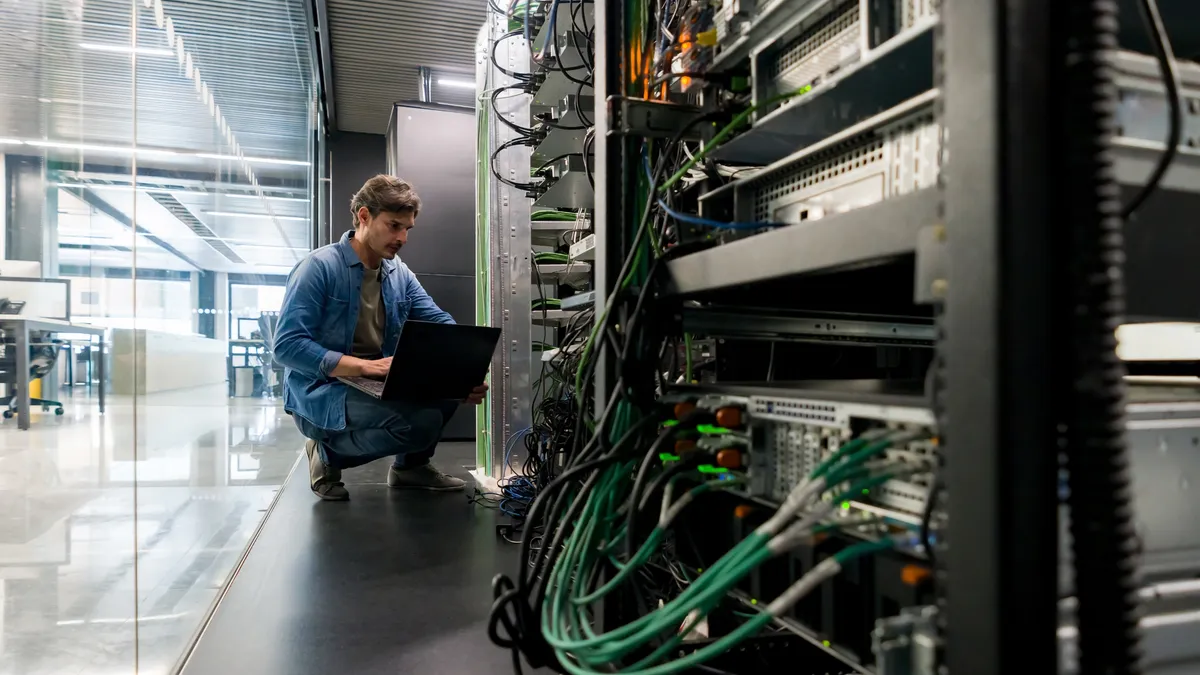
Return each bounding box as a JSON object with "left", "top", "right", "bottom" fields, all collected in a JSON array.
[{"left": 345, "top": 376, "right": 385, "bottom": 397}]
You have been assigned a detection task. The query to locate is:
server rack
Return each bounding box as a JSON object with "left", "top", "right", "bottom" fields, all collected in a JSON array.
[{"left": 583, "top": 0, "right": 1198, "bottom": 673}]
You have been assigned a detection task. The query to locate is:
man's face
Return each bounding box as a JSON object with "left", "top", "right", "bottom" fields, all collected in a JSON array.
[{"left": 357, "top": 207, "right": 414, "bottom": 260}]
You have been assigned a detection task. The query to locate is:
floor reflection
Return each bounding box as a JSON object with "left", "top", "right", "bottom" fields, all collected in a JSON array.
[{"left": 0, "top": 387, "right": 304, "bottom": 674}]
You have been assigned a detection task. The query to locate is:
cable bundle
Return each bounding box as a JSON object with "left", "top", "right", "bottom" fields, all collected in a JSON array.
[{"left": 490, "top": 397, "right": 930, "bottom": 674}]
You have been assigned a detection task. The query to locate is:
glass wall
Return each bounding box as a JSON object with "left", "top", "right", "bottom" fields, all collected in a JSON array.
[{"left": 0, "top": 1, "right": 320, "bottom": 672}]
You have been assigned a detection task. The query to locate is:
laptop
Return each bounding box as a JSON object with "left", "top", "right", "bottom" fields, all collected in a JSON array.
[{"left": 338, "top": 320, "right": 501, "bottom": 402}]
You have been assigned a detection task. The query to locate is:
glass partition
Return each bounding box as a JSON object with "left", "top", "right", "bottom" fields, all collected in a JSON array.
[{"left": 0, "top": 0, "right": 319, "bottom": 672}]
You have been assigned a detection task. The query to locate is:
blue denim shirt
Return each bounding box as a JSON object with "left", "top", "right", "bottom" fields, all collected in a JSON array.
[{"left": 273, "top": 231, "right": 454, "bottom": 431}]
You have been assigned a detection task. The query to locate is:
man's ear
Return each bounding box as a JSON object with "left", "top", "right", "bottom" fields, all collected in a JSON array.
[{"left": 357, "top": 206, "right": 370, "bottom": 228}]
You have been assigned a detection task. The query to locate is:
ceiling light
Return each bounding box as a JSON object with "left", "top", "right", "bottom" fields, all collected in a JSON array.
[
  {"left": 79, "top": 42, "right": 174, "bottom": 57},
  {"left": 437, "top": 78, "right": 475, "bottom": 89},
  {"left": 54, "top": 183, "right": 309, "bottom": 204},
  {"left": 193, "top": 152, "right": 310, "bottom": 167},
  {"left": 55, "top": 183, "right": 135, "bottom": 191},
  {"left": 4, "top": 138, "right": 310, "bottom": 167},
  {"left": 205, "top": 211, "right": 308, "bottom": 222},
  {"left": 25, "top": 140, "right": 179, "bottom": 158},
  {"left": 221, "top": 193, "right": 309, "bottom": 203}
]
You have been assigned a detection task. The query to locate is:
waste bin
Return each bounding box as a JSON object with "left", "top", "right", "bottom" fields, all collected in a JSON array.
[{"left": 234, "top": 367, "right": 255, "bottom": 397}]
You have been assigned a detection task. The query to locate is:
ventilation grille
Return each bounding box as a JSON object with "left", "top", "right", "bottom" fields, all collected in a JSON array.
[
  {"left": 753, "top": 137, "right": 885, "bottom": 221},
  {"left": 750, "top": 396, "right": 839, "bottom": 424},
  {"left": 147, "top": 192, "right": 246, "bottom": 264},
  {"left": 759, "top": 419, "right": 931, "bottom": 513},
  {"left": 751, "top": 110, "right": 939, "bottom": 222},
  {"left": 769, "top": 1, "right": 860, "bottom": 90}
]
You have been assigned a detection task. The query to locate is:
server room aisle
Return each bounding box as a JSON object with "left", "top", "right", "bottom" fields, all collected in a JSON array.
[{"left": 179, "top": 441, "right": 538, "bottom": 675}]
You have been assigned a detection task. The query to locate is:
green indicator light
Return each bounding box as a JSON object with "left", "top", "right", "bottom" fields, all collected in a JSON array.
[
  {"left": 697, "top": 465, "right": 729, "bottom": 474},
  {"left": 662, "top": 420, "right": 679, "bottom": 427},
  {"left": 841, "top": 501, "right": 851, "bottom": 510},
  {"left": 862, "top": 489, "right": 870, "bottom": 495},
  {"left": 697, "top": 568, "right": 704, "bottom": 574},
  {"left": 800, "top": 85, "right": 814, "bottom": 94},
  {"left": 750, "top": 598, "right": 757, "bottom": 605},
  {"left": 696, "top": 424, "right": 732, "bottom": 435},
  {"left": 822, "top": 640, "right": 831, "bottom": 648},
  {"left": 659, "top": 453, "right": 681, "bottom": 462}
]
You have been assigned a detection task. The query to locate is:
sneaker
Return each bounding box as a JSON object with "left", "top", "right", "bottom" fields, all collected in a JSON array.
[
  {"left": 306, "top": 439, "right": 349, "bottom": 501},
  {"left": 387, "top": 463, "right": 466, "bottom": 491}
]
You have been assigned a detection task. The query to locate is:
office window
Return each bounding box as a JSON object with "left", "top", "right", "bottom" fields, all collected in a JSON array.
[{"left": 230, "top": 282, "right": 287, "bottom": 338}]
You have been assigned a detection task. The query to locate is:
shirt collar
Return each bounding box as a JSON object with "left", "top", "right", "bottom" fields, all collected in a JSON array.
[{"left": 337, "top": 231, "right": 397, "bottom": 275}]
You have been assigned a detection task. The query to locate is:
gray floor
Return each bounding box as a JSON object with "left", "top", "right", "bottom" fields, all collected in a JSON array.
[
  {"left": 179, "top": 443, "right": 546, "bottom": 675},
  {"left": 0, "top": 386, "right": 306, "bottom": 675}
]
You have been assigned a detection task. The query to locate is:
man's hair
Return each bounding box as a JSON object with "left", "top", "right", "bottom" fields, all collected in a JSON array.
[{"left": 351, "top": 175, "right": 421, "bottom": 228}]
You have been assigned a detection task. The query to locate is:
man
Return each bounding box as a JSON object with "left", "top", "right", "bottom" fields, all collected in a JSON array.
[{"left": 273, "top": 175, "right": 487, "bottom": 501}]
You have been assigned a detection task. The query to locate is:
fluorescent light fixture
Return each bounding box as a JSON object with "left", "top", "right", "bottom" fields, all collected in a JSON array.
[
  {"left": 55, "top": 183, "right": 135, "bottom": 191},
  {"left": 437, "top": 78, "right": 475, "bottom": 89},
  {"left": 205, "top": 211, "right": 308, "bottom": 222},
  {"left": 79, "top": 42, "right": 174, "bottom": 57},
  {"left": 4, "top": 138, "right": 310, "bottom": 167},
  {"left": 54, "top": 182, "right": 309, "bottom": 203},
  {"left": 25, "top": 140, "right": 178, "bottom": 158},
  {"left": 193, "top": 152, "right": 310, "bottom": 167},
  {"left": 222, "top": 193, "right": 309, "bottom": 203}
]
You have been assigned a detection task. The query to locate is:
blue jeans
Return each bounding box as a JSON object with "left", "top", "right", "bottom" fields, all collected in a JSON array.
[{"left": 294, "top": 388, "right": 460, "bottom": 470}]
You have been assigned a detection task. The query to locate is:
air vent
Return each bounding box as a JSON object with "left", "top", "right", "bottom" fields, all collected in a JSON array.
[{"left": 147, "top": 192, "right": 246, "bottom": 264}]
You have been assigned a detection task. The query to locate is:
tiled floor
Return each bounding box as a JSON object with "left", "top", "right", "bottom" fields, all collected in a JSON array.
[{"left": 0, "top": 386, "right": 305, "bottom": 675}]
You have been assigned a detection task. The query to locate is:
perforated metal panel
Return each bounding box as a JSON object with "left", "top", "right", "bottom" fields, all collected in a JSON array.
[
  {"left": 757, "top": 418, "right": 932, "bottom": 513},
  {"left": 769, "top": 1, "right": 861, "bottom": 93},
  {"left": 750, "top": 109, "right": 940, "bottom": 222}
]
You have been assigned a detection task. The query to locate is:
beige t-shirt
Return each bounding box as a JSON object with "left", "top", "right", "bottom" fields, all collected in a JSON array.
[{"left": 351, "top": 266, "right": 385, "bottom": 358}]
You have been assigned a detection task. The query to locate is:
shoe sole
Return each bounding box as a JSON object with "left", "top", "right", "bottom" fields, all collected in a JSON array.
[
  {"left": 312, "top": 489, "right": 350, "bottom": 501},
  {"left": 387, "top": 483, "right": 466, "bottom": 492}
]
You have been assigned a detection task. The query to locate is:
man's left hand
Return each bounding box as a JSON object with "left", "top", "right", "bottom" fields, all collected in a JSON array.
[{"left": 466, "top": 383, "right": 488, "bottom": 405}]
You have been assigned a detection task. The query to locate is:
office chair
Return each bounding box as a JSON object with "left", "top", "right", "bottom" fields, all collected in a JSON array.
[
  {"left": 0, "top": 336, "right": 65, "bottom": 418},
  {"left": 257, "top": 313, "right": 284, "bottom": 399}
]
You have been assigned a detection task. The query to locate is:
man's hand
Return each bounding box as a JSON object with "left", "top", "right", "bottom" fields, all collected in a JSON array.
[
  {"left": 359, "top": 356, "right": 392, "bottom": 380},
  {"left": 466, "top": 383, "right": 488, "bottom": 405}
]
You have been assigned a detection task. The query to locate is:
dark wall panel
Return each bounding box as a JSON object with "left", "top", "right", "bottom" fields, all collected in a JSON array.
[
  {"left": 387, "top": 103, "right": 478, "bottom": 441},
  {"left": 387, "top": 105, "right": 475, "bottom": 277},
  {"left": 329, "top": 131, "right": 386, "bottom": 243}
]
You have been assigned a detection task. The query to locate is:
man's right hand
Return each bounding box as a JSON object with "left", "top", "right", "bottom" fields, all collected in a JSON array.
[{"left": 359, "top": 356, "right": 392, "bottom": 379}]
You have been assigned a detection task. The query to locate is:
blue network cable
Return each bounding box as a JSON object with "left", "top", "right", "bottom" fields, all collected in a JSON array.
[
  {"left": 642, "top": 146, "right": 781, "bottom": 231},
  {"left": 656, "top": 198, "right": 781, "bottom": 231}
]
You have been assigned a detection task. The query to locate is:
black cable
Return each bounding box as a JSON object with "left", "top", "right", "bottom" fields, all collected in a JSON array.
[
  {"left": 492, "top": 29, "right": 534, "bottom": 82},
  {"left": 487, "top": 0, "right": 510, "bottom": 18},
  {"left": 491, "top": 137, "right": 543, "bottom": 191},
  {"left": 552, "top": 23, "right": 593, "bottom": 86},
  {"left": 533, "top": 151, "right": 585, "bottom": 175},
  {"left": 1121, "top": 0, "right": 1181, "bottom": 219},
  {"left": 492, "top": 85, "right": 538, "bottom": 137},
  {"left": 582, "top": 130, "right": 596, "bottom": 187}
]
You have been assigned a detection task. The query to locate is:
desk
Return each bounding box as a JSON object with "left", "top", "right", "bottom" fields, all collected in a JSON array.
[
  {"left": 229, "top": 339, "right": 266, "bottom": 397},
  {"left": 0, "top": 318, "right": 106, "bottom": 430}
]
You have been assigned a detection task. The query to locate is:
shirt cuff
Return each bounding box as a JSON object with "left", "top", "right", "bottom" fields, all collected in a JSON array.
[{"left": 319, "top": 349, "right": 343, "bottom": 379}]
